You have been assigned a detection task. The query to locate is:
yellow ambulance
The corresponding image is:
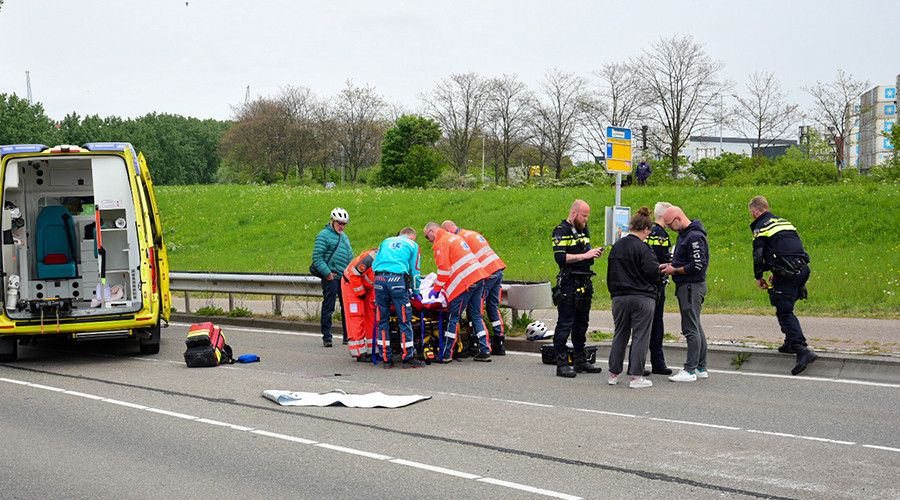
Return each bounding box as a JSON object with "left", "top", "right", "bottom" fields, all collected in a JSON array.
[{"left": 0, "top": 143, "right": 170, "bottom": 361}]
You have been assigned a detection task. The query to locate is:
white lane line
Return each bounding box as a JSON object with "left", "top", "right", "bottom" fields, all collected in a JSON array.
[
  {"left": 863, "top": 444, "right": 900, "bottom": 453},
  {"left": 478, "top": 477, "right": 582, "bottom": 500},
  {"left": 145, "top": 408, "right": 199, "bottom": 420},
  {"left": 196, "top": 418, "right": 254, "bottom": 431},
  {"left": 315, "top": 443, "right": 391, "bottom": 460},
  {"left": 251, "top": 430, "right": 316, "bottom": 445},
  {"left": 390, "top": 459, "right": 481, "bottom": 479},
  {"left": 746, "top": 430, "right": 855, "bottom": 445},
  {"left": 1, "top": 377, "right": 580, "bottom": 499},
  {"left": 649, "top": 418, "right": 742, "bottom": 431}
]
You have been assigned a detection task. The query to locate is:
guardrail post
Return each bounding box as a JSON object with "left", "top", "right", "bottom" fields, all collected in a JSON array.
[
  {"left": 274, "top": 295, "right": 283, "bottom": 316},
  {"left": 228, "top": 293, "right": 235, "bottom": 312},
  {"left": 184, "top": 292, "right": 191, "bottom": 313}
]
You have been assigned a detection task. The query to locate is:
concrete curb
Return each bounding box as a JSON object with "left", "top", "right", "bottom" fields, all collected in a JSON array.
[{"left": 170, "top": 313, "right": 900, "bottom": 384}]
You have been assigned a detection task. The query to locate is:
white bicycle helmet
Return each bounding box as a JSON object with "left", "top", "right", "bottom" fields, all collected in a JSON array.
[
  {"left": 330, "top": 207, "right": 349, "bottom": 224},
  {"left": 526, "top": 321, "right": 552, "bottom": 341}
]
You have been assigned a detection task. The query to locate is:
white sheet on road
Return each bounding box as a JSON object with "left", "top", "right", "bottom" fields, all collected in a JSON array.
[{"left": 262, "top": 389, "right": 431, "bottom": 408}]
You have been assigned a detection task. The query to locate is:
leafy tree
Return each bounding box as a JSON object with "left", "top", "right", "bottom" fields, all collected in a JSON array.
[
  {"left": 376, "top": 115, "right": 442, "bottom": 187},
  {"left": 0, "top": 93, "right": 55, "bottom": 145}
]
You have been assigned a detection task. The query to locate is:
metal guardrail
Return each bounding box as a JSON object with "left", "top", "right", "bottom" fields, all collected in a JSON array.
[{"left": 169, "top": 271, "right": 552, "bottom": 317}]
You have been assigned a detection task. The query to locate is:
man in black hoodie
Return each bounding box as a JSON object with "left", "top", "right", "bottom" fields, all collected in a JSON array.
[{"left": 660, "top": 206, "right": 709, "bottom": 383}]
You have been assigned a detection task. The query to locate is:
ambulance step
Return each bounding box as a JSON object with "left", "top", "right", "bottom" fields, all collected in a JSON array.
[{"left": 74, "top": 330, "right": 131, "bottom": 341}]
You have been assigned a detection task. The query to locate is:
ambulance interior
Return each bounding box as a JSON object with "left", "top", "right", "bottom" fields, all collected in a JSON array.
[{"left": 2, "top": 155, "right": 142, "bottom": 318}]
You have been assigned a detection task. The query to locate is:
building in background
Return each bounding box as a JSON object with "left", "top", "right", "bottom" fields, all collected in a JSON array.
[
  {"left": 857, "top": 83, "right": 896, "bottom": 171},
  {"left": 684, "top": 135, "right": 797, "bottom": 163}
]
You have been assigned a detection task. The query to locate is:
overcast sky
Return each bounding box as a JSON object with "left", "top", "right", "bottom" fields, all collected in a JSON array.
[{"left": 0, "top": 0, "right": 895, "bottom": 125}]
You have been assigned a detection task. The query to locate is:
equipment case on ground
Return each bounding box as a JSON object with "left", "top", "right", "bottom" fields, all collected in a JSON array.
[{"left": 540, "top": 344, "right": 598, "bottom": 365}]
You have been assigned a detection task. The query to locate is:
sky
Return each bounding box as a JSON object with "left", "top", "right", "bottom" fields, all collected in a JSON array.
[{"left": 0, "top": 0, "right": 896, "bottom": 126}]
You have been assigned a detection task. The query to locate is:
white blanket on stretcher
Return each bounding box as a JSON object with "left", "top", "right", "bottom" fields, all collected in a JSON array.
[
  {"left": 418, "top": 272, "right": 447, "bottom": 308},
  {"left": 262, "top": 389, "right": 431, "bottom": 408}
]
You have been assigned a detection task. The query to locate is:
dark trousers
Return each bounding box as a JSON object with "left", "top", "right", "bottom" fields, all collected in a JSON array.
[
  {"left": 648, "top": 284, "right": 668, "bottom": 369},
  {"left": 609, "top": 294, "right": 655, "bottom": 376},
  {"left": 553, "top": 278, "right": 592, "bottom": 356},
  {"left": 320, "top": 277, "right": 346, "bottom": 342},
  {"left": 770, "top": 264, "right": 810, "bottom": 348},
  {"left": 374, "top": 274, "right": 415, "bottom": 362}
]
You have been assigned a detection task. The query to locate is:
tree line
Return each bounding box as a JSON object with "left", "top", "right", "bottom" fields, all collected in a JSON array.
[
  {"left": 0, "top": 93, "right": 229, "bottom": 185},
  {"left": 1, "top": 33, "right": 890, "bottom": 186}
]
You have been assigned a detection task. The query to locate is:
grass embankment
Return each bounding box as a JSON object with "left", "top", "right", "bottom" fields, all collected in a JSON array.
[{"left": 157, "top": 183, "right": 900, "bottom": 318}]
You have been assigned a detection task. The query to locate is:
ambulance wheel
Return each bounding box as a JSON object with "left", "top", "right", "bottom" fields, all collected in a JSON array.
[
  {"left": 139, "top": 322, "right": 161, "bottom": 355},
  {"left": 0, "top": 337, "right": 17, "bottom": 362}
]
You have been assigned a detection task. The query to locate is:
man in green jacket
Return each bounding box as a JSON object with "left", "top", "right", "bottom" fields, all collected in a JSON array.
[{"left": 312, "top": 208, "right": 354, "bottom": 347}]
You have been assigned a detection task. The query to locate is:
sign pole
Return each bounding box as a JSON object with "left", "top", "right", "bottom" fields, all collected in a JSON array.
[{"left": 615, "top": 173, "right": 622, "bottom": 206}]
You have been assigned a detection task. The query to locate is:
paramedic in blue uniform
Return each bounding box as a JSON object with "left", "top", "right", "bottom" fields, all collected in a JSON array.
[
  {"left": 371, "top": 227, "right": 426, "bottom": 369},
  {"left": 551, "top": 199, "right": 604, "bottom": 378},
  {"left": 749, "top": 196, "right": 818, "bottom": 375}
]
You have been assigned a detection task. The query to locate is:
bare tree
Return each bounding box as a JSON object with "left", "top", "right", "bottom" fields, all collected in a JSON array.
[
  {"left": 310, "top": 99, "right": 340, "bottom": 186},
  {"left": 278, "top": 85, "right": 319, "bottom": 180},
  {"left": 420, "top": 72, "right": 490, "bottom": 175},
  {"left": 334, "top": 80, "right": 387, "bottom": 183},
  {"left": 484, "top": 74, "right": 534, "bottom": 184},
  {"left": 578, "top": 61, "right": 649, "bottom": 162},
  {"left": 532, "top": 69, "right": 586, "bottom": 179},
  {"left": 732, "top": 71, "right": 800, "bottom": 167},
  {"left": 635, "top": 34, "right": 728, "bottom": 178},
  {"left": 802, "top": 69, "right": 870, "bottom": 177}
]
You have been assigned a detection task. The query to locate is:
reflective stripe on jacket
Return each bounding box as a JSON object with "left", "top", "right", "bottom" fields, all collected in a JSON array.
[
  {"left": 431, "top": 228, "right": 488, "bottom": 302},
  {"left": 456, "top": 228, "right": 506, "bottom": 275},
  {"left": 343, "top": 249, "right": 377, "bottom": 295}
]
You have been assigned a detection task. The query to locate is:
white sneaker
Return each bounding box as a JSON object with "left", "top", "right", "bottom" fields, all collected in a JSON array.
[
  {"left": 608, "top": 373, "right": 619, "bottom": 385},
  {"left": 697, "top": 369, "right": 709, "bottom": 379},
  {"left": 668, "top": 369, "right": 697, "bottom": 382},
  {"left": 629, "top": 376, "right": 653, "bottom": 389}
]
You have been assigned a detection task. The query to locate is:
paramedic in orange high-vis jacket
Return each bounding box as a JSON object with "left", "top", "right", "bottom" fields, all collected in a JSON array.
[
  {"left": 341, "top": 248, "right": 377, "bottom": 362},
  {"left": 424, "top": 222, "right": 491, "bottom": 363},
  {"left": 441, "top": 220, "right": 508, "bottom": 355}
]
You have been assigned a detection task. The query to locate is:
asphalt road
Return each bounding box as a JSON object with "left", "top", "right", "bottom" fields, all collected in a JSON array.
[{"left": 1, "top": 322, "right": 898, "bottom": 499}]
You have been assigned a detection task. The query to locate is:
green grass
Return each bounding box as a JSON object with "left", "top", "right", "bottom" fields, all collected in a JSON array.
[{"left": 157, "top": 183, "right": 900, "bottom": 317}]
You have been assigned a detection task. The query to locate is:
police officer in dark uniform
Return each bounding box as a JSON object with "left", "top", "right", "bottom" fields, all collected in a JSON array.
[
  {"left": 749, "top": 196, "right": 817, "bottom": 375},
  {"left": 642, "top": 201, "right": 674, "bottom": 375},
  {"left": 551, "top": 200, "right": 604, "bottom": 378}
]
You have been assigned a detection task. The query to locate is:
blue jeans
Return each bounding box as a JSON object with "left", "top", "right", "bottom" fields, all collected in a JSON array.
[
  {"left": 442, "top": 281, "right": 489, "bottom": 359},
  {"left": 320, "top": 277, "right": 345, "bottom": 342},
  {"left": 482, "top": 270, "right": 504, "bottom": 337},
  {"left": 374, "top": 274, "right": 415, "bottom": 362}
]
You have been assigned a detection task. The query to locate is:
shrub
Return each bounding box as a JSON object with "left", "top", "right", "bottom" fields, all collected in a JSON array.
[
  {"left": 196, "top": 305, "right": 226, "bottom": 316},
  {"left": 227, "top": 307, "right": 253, "bottom": 318}
]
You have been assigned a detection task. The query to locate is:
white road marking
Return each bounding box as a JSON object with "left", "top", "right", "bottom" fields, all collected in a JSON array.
[{"left": 2, "top": 377, "right": 581, "bottom": 500}]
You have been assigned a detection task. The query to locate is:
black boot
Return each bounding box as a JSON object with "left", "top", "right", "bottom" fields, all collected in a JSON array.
[
  {"left": 556, "top": 353, "right": 576, "bottom": 378},
  {"left": 491, "top": 335, "right": 506, "bottom": 356},
  {"left": 573, "top": 350, "right": 602, "bottom": 374},
  {"left": 791, "top": 346, "right": 818, "bottom": 375}
]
